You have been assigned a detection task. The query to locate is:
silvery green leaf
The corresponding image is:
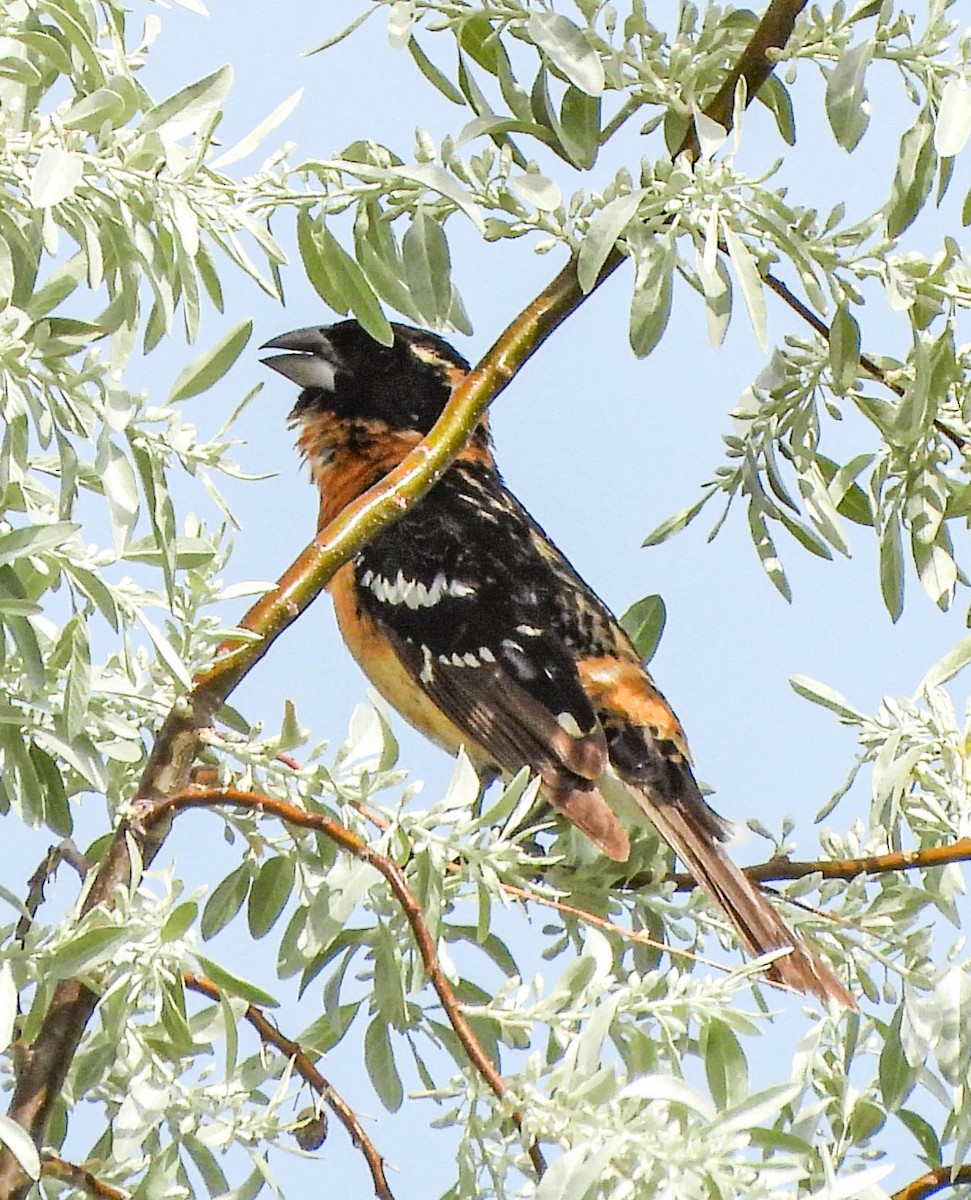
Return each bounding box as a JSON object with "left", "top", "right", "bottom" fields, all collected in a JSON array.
[
  {"left": 723, "top": 226, "right": 767, "bottom": 350},
  {"left": 620, "top": 594, "right": 666, "bottom": 663},
  {"left": 509, "top": 172, "right": 561, "bottom": 211},
  {"left": 527, "top": 13, "right": 604, "bottom": 97},
  {"left": 577, "top": 190, "right": 643, "bottom": 293},
  {"left": 825, "top": 39, "right": 873, "bottom": 152},
  {"left": 208, "top": 89, "right": 302, "bottom": 169},
  {"left": 0, "top": 1115, "right": 40, "bottom": 1181},
  {"left": 642, "top": 490, "right": 715, "bottom": 546},
  {"left": 879, "top": 514, "right": 904, "bottom": 621},
  {"left": 0, "top": 963, "right": 15, "bottom": 1054},
  {"left": 887, "top": 115, "right": 936, "bottom": 237},
  {"left": 30, "top": 146, "right": 83, "bottom": 208},
  {"left": 789, "top": 675, "right": 864, "bottom": 721},
  {"left": 934, "top": 79, "right": 971, "bottom": 158},
  {"left": 920, "top": 635, "right": 971, "bottom": 690},
  {"left": 168, "top": 319, "right": 251, "bottom": 403},
  {"left": 395, "top": 163, "right": 485, "bottom": 233},
  {"left": 139, "top": 65, "right": 232, "bottom": 141}
]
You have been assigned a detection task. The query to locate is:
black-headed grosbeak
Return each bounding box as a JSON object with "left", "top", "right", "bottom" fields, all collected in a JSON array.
[{"left": 262, "top": 319, "right": 853, "bottom": 1007}]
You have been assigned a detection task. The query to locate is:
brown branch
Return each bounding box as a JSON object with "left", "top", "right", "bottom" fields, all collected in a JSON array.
[
  {"left": 0, "top": 3, "right": 810, "bottom": 1194},
  {"left": 666, "top": 838, "right": 971, "bottom": 890},
  {"left": 147, "top": 787, "right": 545, "bottom": 1177},
  {"left": 181, "top": 972, "right": 395, "bottom": 1200},
  {"left": 678, "top": 0, "right": 808, "bottom": 158},
  {"left": 15, "top": 840, "right": 91, "bottom": 945},
  {"left": 40, "top": 1156, "right": 127, "bottom": 1200},
  {"left": 892, "top": 1165, "right": 971, "bottom": 1200}
]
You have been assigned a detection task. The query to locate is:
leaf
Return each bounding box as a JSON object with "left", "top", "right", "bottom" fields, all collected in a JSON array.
[
  {"left": 701, "top": 1019, "right": 748, "bottom": 1110},
  {"left": 0, "top": 522, "right": 78, "bottom": 567},
  {"left": 920, "top": 635, "right": 971, "bottom": 690},
  {"left": 30, "top": 146, "right": 83, "bottom": 208},
  {"left": 248, "top": 856, "right": 295, "bottom": 940},
  {"left": 748, "top": 504, "right": 790, "bottom": 600},
  {"left": 193, "top": 953, "right": 279, "bottom": 1008},
  {"left": 825, "top": 38, "right": 873, "bottom": 151},
  {"left": 789, "top": 675, "right": 864, "bottom": 721},
  {"left": 364, "top": 1017, "right": 403, "bottom": 1112},
  {"left": 402, "top": 208, "right": 452, "bottom": 323},
  {"left": 202, "top": 865, "right": 252, "bottom": 940},
  {"left": 139, "top": 65, "right": 233, "bottom": 141},
  {"left": 168, "top": 319, "right": 252, "bottom": 402},
  {"left": 0, "top": 963, "right": 15, "bottom": 1054},
  {"left": 577, "top": 190, "right": 644, "bottom": 293},
  {"left": 879, "top": 514, "right": 904, "bottom": 621},
  {"left": 828, "top": 303, "right": 861, "bottom": 393},
  {"left": 209, "top": 89, "right": 303, "bottom": 169},
  {"left": 620, "top": 594, "right": 666, "bottom": 663},
  {"left": 629, "top": 239, "right": 674, "bottom": 358},
  {"left": 318, "top": 224, "right": 394, "bottom": 345},
  {"left": 527, "top": 13, "right": 604, "bottom": 97},
  {"left": 97, "top": 436, "right": 139, "bottom": 553},
  {"left": 407, "top": 38, "right": 465, "bottom": 106},
  {"left": 642, "top": 491, "right": 715, "bottom": 546},
  {"left": 0, "top": 1115, "right": 40, "bottom": 1181},
  {"left": 304, "top": 7, "right": 376, "bottom": 56},
  {"left": 756, "top": 74, "right": 796, "bottom": 145},
  {"left": 558, "top": 85, "right": 601, "bottom": 169},
  {"left": 395, "top": 162, "right": 486, "bottom": 234},
  {"left": 887, "top": 115, "right": 936, "bottom": 238},
  {"left": 509, "top": 173, "right": 561, "bottom": 211},
  {"left": 723, "top": 226, "right": 767, "bottom": 349},
  {"left": 935, "top": 79, "right": 971, "bottom": 157}
]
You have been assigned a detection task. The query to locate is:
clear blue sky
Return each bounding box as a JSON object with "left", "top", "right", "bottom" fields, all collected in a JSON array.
[{"left": 11, "top": 2, "right": 970, "bottom": 1196}]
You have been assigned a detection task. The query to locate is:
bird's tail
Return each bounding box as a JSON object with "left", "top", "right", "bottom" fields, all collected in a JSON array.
[{"left": 638, "top": 790, "right": 856, "bottom": 1008}]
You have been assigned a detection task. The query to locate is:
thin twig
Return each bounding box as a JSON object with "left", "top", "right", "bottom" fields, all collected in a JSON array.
[
  {"left": 182, "top": 972, "right": 395, "bottom": 1200},
  {"left": 41, "top": 1156, "right": 128, "bottom": 1200},
  {"left": 148, "top": 787, "right": 546, "bottom": 1177},
  {"left": 16, "top": 840, "right": 91, "bottom": 944}
]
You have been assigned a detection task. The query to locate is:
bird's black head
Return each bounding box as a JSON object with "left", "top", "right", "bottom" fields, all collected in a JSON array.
[{"left": 261, "top": 320, "right": 471, "bottom": 435}]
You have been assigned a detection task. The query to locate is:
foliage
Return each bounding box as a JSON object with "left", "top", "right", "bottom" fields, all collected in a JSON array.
[{"left": 0, "top": 1, "right": 970, "bottom": 1200}]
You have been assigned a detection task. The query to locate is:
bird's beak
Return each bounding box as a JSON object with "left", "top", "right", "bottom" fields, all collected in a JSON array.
[{"left": 260, "top": 327, "right": 337, "bottom": 390}]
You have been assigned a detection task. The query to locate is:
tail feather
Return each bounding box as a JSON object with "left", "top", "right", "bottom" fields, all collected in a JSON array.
[{"left": 638, "top": 791, "right": 856, "bottom": 1008}]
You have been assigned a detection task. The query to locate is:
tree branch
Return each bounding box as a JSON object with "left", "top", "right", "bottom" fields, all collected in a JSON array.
[
  {"left": 892, "top": 1164, "right": 971, "bottom": 1200},
  {"left": 41, "top": 1156, "right": 127, "bottom": 1200},
  {"left": 182, "top": 972, "right": 395, "bottom": 1200},
  {"left": 150, "top": 788, "right": 545, "bottom": 1177},
  {"left": 666, "top": 838, "right": 971, "bottom": 890}
]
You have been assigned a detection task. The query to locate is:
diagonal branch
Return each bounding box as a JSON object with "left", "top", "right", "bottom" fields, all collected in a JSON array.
[
  {"left": 40, "top": 1156, "right": 127, "bottom": 1200},
  {"left": 892, "top": 1164, "right": 971, "bottom": 1200},
  {"left": 182, "top": 972, "right": 395, "bottom": 1200}
]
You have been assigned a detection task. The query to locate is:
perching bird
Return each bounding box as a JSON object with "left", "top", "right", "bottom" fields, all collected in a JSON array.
[{"left": 262, "top": 319, "right": 853, "bottom": 1007}]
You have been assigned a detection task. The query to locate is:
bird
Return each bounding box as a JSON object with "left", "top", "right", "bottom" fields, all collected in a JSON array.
[{"left": 261, "top": 318, "right": 854, "bottom": 1007}]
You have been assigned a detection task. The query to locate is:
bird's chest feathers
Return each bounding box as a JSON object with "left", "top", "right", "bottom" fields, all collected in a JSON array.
[{"left": 296, "top": 415, "right": 423, "bottom": 528}]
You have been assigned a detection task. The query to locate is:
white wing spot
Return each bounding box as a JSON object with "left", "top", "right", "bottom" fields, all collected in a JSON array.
[
  {"left": 516, "top": 624, "right": 543, "bottom": 637},
  {"left": 479, "top": 646, "right": 496, "bottom": 663},
  {"left": 366, "top": 569, "right": 475, "bottom": 608},
  {"left": 419, "top": 645, "right": 435, "bottom": 683}
]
